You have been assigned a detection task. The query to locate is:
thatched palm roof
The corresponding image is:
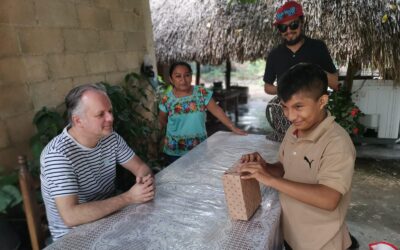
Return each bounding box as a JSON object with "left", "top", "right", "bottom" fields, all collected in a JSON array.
[
  {"left": 151, "top": 0, "right": 277, "bottom": 64},
  {"left": 150, "top": 0, "right": 400, "bottom": 81},
  {"left": 304, "top": 1, "right": 400, "bottom": 82}
]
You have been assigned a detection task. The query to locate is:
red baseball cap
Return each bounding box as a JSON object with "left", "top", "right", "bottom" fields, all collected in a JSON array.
[{"left": 273, "top": 1, "right": 304, "bottom": 25}]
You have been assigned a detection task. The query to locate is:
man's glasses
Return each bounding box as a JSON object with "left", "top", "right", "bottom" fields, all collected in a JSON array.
[{"left": 277, "top": 20, "right": 300, "bottom": 33}]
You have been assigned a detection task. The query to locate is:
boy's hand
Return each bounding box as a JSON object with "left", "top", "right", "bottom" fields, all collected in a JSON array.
[
  {"left": 239, "top": 162, "right": 273, "bottom": 185},
  {"left": 240, "top": 152, "right": 266, "bottom": 165}
]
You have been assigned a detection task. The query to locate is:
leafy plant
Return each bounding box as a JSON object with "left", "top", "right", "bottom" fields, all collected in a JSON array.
[
  {"left": 231, "top": 60, "right": 265, "bottom": 82},
  {"left": 328, "top": 88, "right": 365, "bottom": 136},
  {"left": 100, "top": 74, "right": 164, "bottom": 190},
  {"left": 29, "top": 73, "right": 164, "bottom": 188},
  {"left": 99, "top": 76, "right": 160, "bottom": 166},
  {"left": 0, "top": 167, "right": 22, "bottom": 214},
  {"left": 30, "top": 107, "right": 65, "bottom": 177}
]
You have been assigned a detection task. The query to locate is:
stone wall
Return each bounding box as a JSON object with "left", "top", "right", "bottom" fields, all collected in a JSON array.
[{"left": 0, "top": 0, "right": 157, "bottom": 169}]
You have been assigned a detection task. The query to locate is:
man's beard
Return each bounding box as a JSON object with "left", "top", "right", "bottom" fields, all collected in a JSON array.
[{"left": 284, "top": 33, "right": 304, "bottom": 46}]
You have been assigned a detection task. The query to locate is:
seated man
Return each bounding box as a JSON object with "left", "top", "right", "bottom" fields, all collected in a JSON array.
[
  {"left": 240, "top": 63, "right": 355, "bottom": 249},
  {"left": 40, "top": 84, "right": 155, "bottom": 241}
]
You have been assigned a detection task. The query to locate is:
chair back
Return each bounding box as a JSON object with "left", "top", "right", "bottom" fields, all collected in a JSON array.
[
  {"left": 265, "top": 96, "right": 291, "bottom": 142},
  {"left": 18, "top": 155, "right": 48, "bottom": 250}
]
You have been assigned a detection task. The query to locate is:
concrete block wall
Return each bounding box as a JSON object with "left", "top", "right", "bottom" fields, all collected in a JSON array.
[{"left": 0, "top": 0, "right": 157, "bottom": 169}]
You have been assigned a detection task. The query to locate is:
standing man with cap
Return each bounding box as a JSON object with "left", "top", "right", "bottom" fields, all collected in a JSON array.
[{"left": 264, "top": 1, "right": 340, "bottom": 142}]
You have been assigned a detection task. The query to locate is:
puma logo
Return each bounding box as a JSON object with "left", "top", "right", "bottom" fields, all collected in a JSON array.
[{"left": 304, "top": 156, "right": 314, "bottom": 168}]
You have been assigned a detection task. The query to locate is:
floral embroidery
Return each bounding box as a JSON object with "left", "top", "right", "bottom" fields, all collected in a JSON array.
[
  {"left": 160, "top": 85, "right": 213, "bottom": 156},
  {"left": 161, "top": 95, "right": 168, "bottom": 104},
  {"left": 199, "top": 87, "right": 208, "bottom": 96},
  {"left": 170, "top": 99, "right": 204, "bottom": 115},
  {"left": 174, "top": 104, "right": 182, "bottom": 113},
  {"left": 166, "top": 135, "right": 207, "bottom": 153},
  {"left": 160, "top": 86, "right": 210, "bottom": 116},
  {"left": 183, "top": 102, "right": 190, "bottom": 113},
  {"left": 189, "top": 101, "right": 197, "bottom": 111}
]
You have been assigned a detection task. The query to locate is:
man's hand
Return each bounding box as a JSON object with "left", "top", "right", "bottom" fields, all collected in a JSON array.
[
  {"left": 136, "top": 174, "right": 153, "bottom": 185},
  {"left": 125, "top": 175, "right": 155, "bottom": 204}
]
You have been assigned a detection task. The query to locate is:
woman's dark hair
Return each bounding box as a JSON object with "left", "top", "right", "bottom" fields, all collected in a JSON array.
[
  {"left": 277, "top": 63, "right": 328, "bottom": 102},
  {"left": 169, "top": 61, "right": 192, "bottom": 77}
]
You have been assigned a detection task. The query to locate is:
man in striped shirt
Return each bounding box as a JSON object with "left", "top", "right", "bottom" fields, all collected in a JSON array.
[{"left": 40, "top": 84, "right": 155, "bottom": 241}]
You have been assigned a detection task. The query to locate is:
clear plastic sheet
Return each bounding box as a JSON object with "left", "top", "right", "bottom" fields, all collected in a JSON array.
[{"left": 45, "top": 131, "right": 282, "bottom": 250}]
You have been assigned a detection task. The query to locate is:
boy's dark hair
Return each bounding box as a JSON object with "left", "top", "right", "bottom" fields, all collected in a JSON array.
[
  {"left": 169, "top": 61, "right": 192, "bottom": 77},
  {"left": 277, "top": 63, "right": 328, "bottom": 102}
]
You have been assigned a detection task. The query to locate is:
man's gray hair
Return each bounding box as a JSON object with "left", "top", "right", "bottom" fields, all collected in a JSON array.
[{"left": 65, "top": 83, "right": 108, "bottom": 124}]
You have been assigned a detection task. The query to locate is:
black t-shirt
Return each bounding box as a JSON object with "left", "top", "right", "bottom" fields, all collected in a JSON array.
[{"left": 263, "top": 36, "right": 337, "bottom": 84}]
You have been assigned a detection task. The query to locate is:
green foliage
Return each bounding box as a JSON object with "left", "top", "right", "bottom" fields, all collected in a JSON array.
[
  {"left": 200, "top": 64, "right": 225, "bottom": 83},
  {"left": 100, "top": 73, "right": 162, "bottom": 167},
  {"left": 155, "top": 75, "right": 172, "bottom": 100},
  {"left": 0, "top": 168, "right": 22, "bottom": 214},
  {"left": 231, "top": 60, "right": 265, "bottom": 81},
  {"left": 328, "top": 88, "right": 365, "bottom": 136},
  {"left": 102, "top": 74, "right": 164, "bottom": 190},
  {"left": 29, "top": 73, "right": 163, "bottom": 186},
  {"left": 30, "top": 107, "right": 65, "bottom": 177},
  {"left": 195, "top": 60, "right": 265, "bottom": 85}
]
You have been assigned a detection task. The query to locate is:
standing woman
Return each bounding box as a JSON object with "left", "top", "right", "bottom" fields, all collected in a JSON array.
[{"left": 159, "top": 62, "right": 247, "bottom": 164}]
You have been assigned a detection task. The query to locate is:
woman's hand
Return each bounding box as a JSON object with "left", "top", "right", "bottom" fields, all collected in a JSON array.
[
  {"left": 231, "top": 125, "right": 247, "bottom": 135},
  {"left": 206, "top": 99, "right": 247, "bottom": 136}
]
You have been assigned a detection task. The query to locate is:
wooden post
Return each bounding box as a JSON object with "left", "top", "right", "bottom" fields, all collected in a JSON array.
[
  {"left": 196, "top": 61, "right": 200, "bottom": 85},
  {"left": 225, "top": 59, "right": 231, "bottom": 89},
  {"left": 344, "top": 60, "right": 361, "bottom": 93}
]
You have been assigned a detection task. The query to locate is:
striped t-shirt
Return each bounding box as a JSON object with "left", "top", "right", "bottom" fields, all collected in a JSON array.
[{"left": 40, "top": 126, "right": 134, "bottom": 240}]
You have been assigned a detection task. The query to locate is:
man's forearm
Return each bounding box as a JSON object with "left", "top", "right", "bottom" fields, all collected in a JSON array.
[
  {"left": 327, "top": 72, "right": 339, "bottom": 90},
  {"left": 264, "top": 83, "right": 277, "bottom": 95},
  {"left": 136, "top": 165, "right": 153, "bottom": 177},
  {"left": 123, "top": 155, "right": 153, "bottom": 177},
  {"left": 56, "top": 193, "right": 131, "bottom": 227}
]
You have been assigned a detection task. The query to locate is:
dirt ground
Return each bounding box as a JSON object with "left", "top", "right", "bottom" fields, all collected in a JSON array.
[{"left": 348, "top": 159, "right": 400, "bottom": 249}]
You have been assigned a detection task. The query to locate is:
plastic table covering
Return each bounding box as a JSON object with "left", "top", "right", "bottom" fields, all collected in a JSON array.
[{"left": 45, "top": 131, "right": 282, "bottom": 250}]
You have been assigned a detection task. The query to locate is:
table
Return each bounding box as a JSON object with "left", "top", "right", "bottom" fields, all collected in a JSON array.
[
  {"left": 212, "top": 89, "right": 241, "bottom": 123},
  {"left": 45, "top": 132, "right": 282, "bottom": 250}
]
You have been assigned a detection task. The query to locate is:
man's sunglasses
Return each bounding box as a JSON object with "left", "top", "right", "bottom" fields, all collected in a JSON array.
[{"left": 277, "top": 20, "right": 300, "bottom": 33}]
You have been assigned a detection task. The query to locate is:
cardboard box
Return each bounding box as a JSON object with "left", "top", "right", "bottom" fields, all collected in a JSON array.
[{"left": 222, "top": 164, "right": 261, "bottom": 220}]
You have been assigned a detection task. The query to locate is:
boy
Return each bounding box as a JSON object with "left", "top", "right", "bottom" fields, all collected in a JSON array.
[{"left": 240, "top": 63, "right": 355, "bottom": 250}]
